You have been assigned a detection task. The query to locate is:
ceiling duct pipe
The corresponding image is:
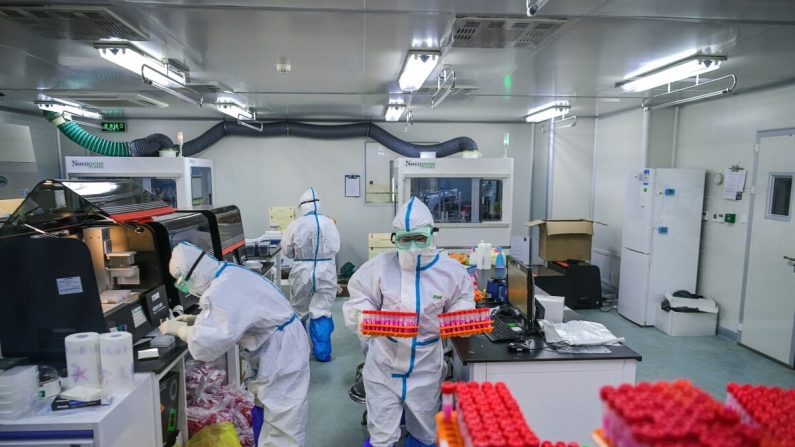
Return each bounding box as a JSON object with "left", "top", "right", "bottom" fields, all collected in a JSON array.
[{"left": 44, "top": 111, "right": 477, "bottom": 158}]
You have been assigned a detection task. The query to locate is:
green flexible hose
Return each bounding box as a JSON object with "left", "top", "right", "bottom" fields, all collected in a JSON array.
[{"left": 43, "top": 111, "right": 131, "bottom": 157}]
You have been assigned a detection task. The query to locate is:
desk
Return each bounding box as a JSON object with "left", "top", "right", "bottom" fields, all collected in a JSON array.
[
  {"left": 450, "top": 309, "right": 641, "bottom": 444},
  {"left": 0, "top": 374, "right": 157, "bottom": 446}
]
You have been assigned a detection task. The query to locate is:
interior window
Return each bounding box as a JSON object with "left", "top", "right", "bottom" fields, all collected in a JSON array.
[{"left": 768, "top": 174, "right": 793, "bottom": 219}]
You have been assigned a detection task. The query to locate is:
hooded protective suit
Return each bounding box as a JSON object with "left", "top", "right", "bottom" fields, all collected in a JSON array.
[
  {"left": 282, "top": 187, "right": 341, "bottom": 362},
  {"left": 342, "top": 197, "right": 475, "bottom": 447},
  {"left": 163, "top": 242, "right": 310, "bottom": 447}
]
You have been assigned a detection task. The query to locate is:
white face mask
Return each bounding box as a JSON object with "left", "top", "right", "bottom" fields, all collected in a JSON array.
[{"left": 398, "top": 247, "right": 437, "bottom": 271}]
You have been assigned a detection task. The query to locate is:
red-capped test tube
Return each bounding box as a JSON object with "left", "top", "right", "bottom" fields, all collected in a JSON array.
[{"left": 441, "top": 382, "right": 456, "bottom": 422}]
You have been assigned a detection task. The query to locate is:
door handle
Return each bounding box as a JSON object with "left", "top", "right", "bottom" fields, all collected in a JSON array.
[{"left": 785, "top": 256, "right": 795, "bottom": 262}]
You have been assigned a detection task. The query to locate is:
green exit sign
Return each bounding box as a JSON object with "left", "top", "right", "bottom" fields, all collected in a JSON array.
[{"left": 101, "top": 121, "right": 127, "bottom": 132}]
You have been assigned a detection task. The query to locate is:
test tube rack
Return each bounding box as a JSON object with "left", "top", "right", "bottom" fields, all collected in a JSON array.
[
  {"left": 438, "top": 309, "right": 493, "bottom": 338},
  {"left": 726, "top": 383, "right": 795, "bottom": 447},
  {"left": 360, "top": 310, "right": 419, "bottom": 338},
  {"left": 598, "top": 380, "right": 766, "bottom": 447},
  {"left": 437, "top": 382, "right": 584, "bottom": 447}
]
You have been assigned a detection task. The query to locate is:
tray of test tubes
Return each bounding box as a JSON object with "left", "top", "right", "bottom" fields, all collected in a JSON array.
[
  {"left": 599, "top": 380, "right": 765, "bottom": 447},
  {"left": 437, "top": 381, "right": 541, "bottom": 447},
  {"left": 438, "top": 308, "right": 493, "bottom": 338},
  {"left": 436, "top": 381, "right": 583, "bottom": 447},
  {"left": 725, "top": 383, "right": 795, "bottom": 447},
  {"left": 360, "top": 310, "right": 419, "bottom": 337}
]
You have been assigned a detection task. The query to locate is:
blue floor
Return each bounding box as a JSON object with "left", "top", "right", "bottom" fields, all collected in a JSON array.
[{"left": 306, "top": 300, "right": 795, "bottom": 446}]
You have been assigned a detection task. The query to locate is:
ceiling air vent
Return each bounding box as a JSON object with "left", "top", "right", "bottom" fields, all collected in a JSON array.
[
  {"left": 0, "top": 6, "right": 147, "bottom": 40},
  {"left": 447, "top": 16, "right": 566, "bottom": 49},
  {"left": 53, "top": 92, "right": 169, "bottom": 109}
]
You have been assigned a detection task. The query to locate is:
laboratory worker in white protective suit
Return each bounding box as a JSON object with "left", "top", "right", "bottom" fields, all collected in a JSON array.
[
  {"left": 343, "top": 197, "right": 475, "bottom": 447},
  {"left": 159, "top": 242, "right": 310, "bottom": 447},
  {"left": 282, "top": 187, "right": 341, "bottom": 362}
]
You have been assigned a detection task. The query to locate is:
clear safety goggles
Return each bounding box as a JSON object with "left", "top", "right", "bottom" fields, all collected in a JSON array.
[
  {"left": 173, "top": 250, "right": 207, "bottom": 294},
  {"left": 392, "top": 227, "right": 437, "bottom": 250}
]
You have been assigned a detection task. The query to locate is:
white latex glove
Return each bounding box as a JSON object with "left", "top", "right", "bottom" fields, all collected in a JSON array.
[
  {"left": 159, "top": 319, "right": 191, "bottom": 342},
  {"left": 175, "top": 314, "right": 197, "bottom": 326}
]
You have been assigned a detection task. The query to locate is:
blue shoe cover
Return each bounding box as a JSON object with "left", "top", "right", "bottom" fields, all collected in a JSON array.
[
  {"left": 309, "top": 316, "right": 334, "bottom": 362},
  {"left": 404, "top": 433, "right": 436, "bottom": 447}
]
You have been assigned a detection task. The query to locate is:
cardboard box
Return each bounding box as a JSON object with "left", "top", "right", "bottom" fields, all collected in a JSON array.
[
  {"left": 368, "top": 233, "right": 395, "bottom": 248},
  {"left": 656, "top": 307, "right": 718, "bottom": 336},
  {"left": 527, "top": 219, "right": 601, "bottom": 261}
]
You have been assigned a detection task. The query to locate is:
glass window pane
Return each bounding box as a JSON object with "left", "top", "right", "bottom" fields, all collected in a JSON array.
[
  {"left": 770, "top": 175, "right": 792, "bottom": 217},
  {"left": 480, "top": 179, "right": 503, "bottom": 221},
  {"left": 410, "top": 178, "right": 473, "bottom": 223}
]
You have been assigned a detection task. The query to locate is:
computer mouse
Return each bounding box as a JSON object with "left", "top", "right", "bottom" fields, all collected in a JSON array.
[{"left": 507, "top": 342, "right": 531, "bottom": 352}]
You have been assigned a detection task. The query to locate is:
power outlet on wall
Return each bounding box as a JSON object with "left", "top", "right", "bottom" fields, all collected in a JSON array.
[
  {"left": 711, "top": 212, "right": 721, "bottom": 223},
  {"left": 702, "top": 211, "right": 709, "bottom": 222}
]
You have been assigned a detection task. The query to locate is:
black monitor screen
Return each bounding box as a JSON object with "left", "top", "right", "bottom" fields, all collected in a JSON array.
[{"left": 0, "top": 237, "right": 107, "bottom": 366}]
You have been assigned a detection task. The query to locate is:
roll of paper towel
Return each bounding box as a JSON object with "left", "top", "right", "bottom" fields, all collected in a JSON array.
[
  {"left": 99, "top": 332, "right": 134, "bottom": 390},
  {"left": 65, "top": 332, "right": 101, "bottom": 388}
]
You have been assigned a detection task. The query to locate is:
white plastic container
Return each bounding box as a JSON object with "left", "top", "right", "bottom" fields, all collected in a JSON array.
[
  {"left": 0, "top": 365, "right": 38, "bottom": 420},
  {"left": 655, "top": 307, "right": 718, "bottom": 336}
]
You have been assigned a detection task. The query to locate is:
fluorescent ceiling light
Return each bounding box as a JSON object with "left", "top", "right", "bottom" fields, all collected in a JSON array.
[
  {"left": 95, "top": 42, "right": 186, "bottom": 88},
  {"left": 216, "top": 101, "right": 255, "bottom": 121},
  {"left": 524, "top": 101, "right": 570, "bottom": 123},
  {"left": 617, "top": 55, "right": 726, "bottom": 92},
  {"left": 384, "top": 104, "right": 406, "bottom": 122},
  {"left": 35, "top": 96, "right": 102, "bottom": 120},
  {"left": 398, "top": 51, "right": 440, "bottom": 92}
]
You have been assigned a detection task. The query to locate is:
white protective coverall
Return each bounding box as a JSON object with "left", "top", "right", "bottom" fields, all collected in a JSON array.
[
  {"left": 342, "top": 197, "right": 475, "bottom": 446},
  {"left": 166, "top": 242, "right": 310, "bottom": 447},
  {"left": 282, "top": 187, "right": 340, "bottom": 362}
]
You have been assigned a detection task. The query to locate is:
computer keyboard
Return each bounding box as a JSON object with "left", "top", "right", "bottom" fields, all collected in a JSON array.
[{"left": 485, "top": 317, "right": 523, "bottom": 342}]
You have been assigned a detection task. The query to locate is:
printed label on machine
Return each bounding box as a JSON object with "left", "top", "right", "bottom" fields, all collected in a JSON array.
[
  {"left": 56, "top": 276, "right": 83, "bottom": 295},
  {"left": 131, "top": 305, "right": 148, "bottom": 328}
]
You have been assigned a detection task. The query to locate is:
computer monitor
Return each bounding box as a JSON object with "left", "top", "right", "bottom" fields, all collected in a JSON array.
[{"left": 506, "top": 258, "right": 539, "bottom": 333}]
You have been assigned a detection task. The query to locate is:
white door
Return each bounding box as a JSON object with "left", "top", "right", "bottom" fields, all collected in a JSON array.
[{"left": 741, "top": 133, "right": 795, "bottom": 366}]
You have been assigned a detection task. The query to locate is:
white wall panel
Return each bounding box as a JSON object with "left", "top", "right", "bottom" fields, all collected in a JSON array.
[
  {"left": 675, "top": 83, "right": 795, "bottom": 331},
  {"left": 592, "top": 109, "right": 644, "bottom": 287},
  {"left": 0, "top": 110, "right": 60, "bottom": 199},
  {"left": 551, "top": 118, "right": 595, "bottom": 219}
]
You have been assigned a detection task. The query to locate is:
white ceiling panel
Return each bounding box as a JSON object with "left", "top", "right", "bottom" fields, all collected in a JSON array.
[{"left": 1, "top": 0, "right": 794, "bottom": 122}]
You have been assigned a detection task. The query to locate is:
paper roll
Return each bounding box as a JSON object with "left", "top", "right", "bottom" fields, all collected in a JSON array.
[
  {"left": 65, "top": 332, "right": 101, "bottom": 388},
  {"left": 99, "top": 332, "right": 134, "bottom": 390}
]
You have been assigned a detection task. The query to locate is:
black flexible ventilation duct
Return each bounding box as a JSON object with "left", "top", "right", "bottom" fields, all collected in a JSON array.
[{"left": 129, "top": 121, "right": 477, "bottom": 158}]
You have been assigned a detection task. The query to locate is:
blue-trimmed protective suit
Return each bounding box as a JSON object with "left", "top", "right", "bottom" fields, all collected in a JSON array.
[
  {"left": 342, "top": 198, "right": 474, "bottom": 446},
  {"left": 167, "top": 242, "right": 310, "bottom": 447},
  {"left": 282, "top": 188, "right": 341, "bottom": 362}
]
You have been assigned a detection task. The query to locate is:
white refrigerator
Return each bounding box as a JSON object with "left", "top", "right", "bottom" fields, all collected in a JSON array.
[{"left": 618, "top": 168, "right": 705, "bottom": 326}]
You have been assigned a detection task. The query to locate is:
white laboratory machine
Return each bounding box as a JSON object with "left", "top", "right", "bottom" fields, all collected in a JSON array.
[
  {"left": 618, "top": 168, "right": 705, "bottom": 326},
  {"left": 393, "top": 157, "right": 514, "bottom": 248},
  {"left": 65, "top": 156, "right": 214, "bottom": 209}
]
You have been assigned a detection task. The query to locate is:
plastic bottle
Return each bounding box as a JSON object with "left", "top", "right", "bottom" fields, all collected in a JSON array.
[{"left": 494, "top": 247, "right": 506, "bottom": 279}]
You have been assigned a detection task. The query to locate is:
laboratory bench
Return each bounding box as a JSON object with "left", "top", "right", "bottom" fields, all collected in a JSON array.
[
  {"left": 0, "top": 374, "right": 158, "bottom": 447},
  {"left": 451, "top": 298, "right": 641, "bottom": 445}
]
